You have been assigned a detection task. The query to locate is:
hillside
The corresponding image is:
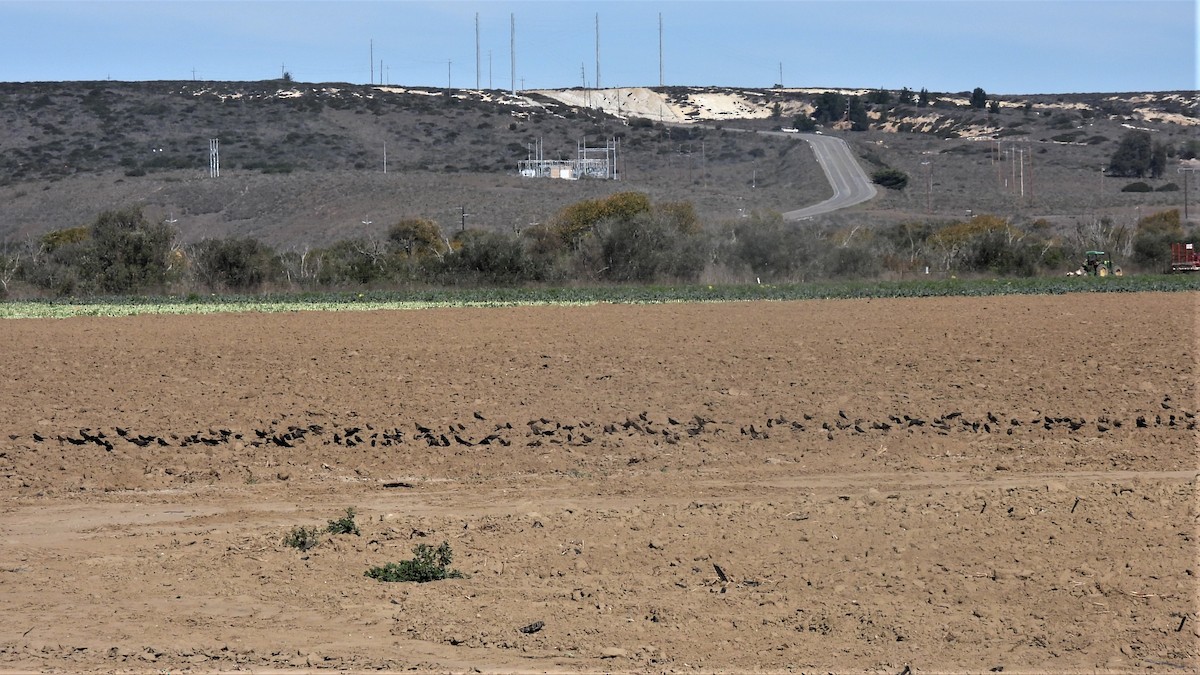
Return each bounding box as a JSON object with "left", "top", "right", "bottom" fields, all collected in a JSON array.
[{"left": 0, "top": 80, "right": 1195, "bottom": 247}]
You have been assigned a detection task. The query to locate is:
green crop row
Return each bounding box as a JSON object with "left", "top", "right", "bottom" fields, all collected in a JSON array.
[{"left": 2, "top": 275, "right": 1198, "bottom": 319}]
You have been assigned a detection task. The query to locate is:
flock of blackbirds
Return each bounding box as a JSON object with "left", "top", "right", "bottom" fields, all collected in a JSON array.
[{"left": 11, "top": 395, "right": 1193, "bottom": 455}]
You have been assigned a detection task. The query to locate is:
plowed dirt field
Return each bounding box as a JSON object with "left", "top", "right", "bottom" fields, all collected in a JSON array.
[{"left": 1, "top": 293, "right": 1197, "bottom": 674}]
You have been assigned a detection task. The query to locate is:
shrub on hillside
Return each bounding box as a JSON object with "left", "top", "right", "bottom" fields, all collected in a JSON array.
[{"left": 872, "top": 168, "right": 909, "bottom": 190}]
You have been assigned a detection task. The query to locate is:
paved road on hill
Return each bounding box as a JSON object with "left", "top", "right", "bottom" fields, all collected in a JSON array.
[
  {"left": 686, "top": 125, "right": 879, "bottom": 220},
  {"left": 780, "top": 133, "right": 878, "bottom": 220}
]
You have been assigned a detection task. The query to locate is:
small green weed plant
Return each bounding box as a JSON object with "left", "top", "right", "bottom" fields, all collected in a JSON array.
[
  {"left": 283, "top": 525, "right": 321, "bottom": 552},
  {"left": 365, "top": 541, "right": 465, "bottom": 583},
  {"left": 327, "top": 507, "right": 360, "bottom": 536},
  {"left": 284, "top": 507, "right": 360, "bottom": 551}
]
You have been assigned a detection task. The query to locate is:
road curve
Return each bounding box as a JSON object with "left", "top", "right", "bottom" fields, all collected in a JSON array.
[{"left": 780, "top": 133, "right": 878, "bottom": 221}]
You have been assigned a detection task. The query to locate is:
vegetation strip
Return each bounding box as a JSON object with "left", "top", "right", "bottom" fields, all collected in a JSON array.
[{"left": 3, "top": 276, "right": 1198, "bottom": 319}]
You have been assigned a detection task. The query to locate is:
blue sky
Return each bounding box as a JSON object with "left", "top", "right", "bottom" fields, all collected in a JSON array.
[{"left": 0, "top": 1, "right": 1195, "bottom": 94}]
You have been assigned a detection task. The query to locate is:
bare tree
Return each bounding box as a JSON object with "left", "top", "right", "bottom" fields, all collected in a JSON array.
[{"left": 0, "top": 238, "right": 29, "bottom": 295}]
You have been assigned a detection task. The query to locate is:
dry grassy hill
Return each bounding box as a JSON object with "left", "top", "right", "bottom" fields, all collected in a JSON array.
[{"left": 0, "top": 80, "right": 1195, "bottom": 247}]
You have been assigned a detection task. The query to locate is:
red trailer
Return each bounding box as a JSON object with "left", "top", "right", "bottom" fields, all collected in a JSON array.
[{"left": 1170, "top": 243, "right": 1200, "bottom": 273}]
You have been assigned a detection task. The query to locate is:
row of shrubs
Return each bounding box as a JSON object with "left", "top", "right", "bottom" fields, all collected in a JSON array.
[{"left": 1, "top": 196, "right": 1194, "bottom": 298}]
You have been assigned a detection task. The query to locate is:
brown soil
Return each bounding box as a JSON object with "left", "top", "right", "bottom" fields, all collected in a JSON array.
[{"left": 1, "top": 293, "right": 1197, "bottom": 674}]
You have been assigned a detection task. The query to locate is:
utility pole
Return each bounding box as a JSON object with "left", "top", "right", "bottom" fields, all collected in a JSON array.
[
  {"left": 595, "top": 13, "right": 601, "bottom": 90},
  {"left": 1010, "top": 146, "right": 1017, "bottom": 195},
  {"left": 383, "top": 141, "right": 387, "bottom": 174},
  {"left": 370, "top": 39, "right": 373, "bottom": 84},
  {"left": 1180, "top": 165, "right": 1199, "bottom": 221},
  {"left": 446, "top": 60, "right": 452, "bottom": 96},
  {"left": 779, "top": 61, "right": 783, "bottom": 87},
  {"left": 1019, "top": 146, "right": 1025, "bottom": 199},
  {"left": 475, "top": 12, "right": 480, "bottom": 90},
  {"left": 460, "top": 206, "right": 470, "bottom": 232},
  {"left": 1028, "top": 144, "right": 1034, "bottom": 204},
  {"left": 921, "top": 159, "right": 932, "bottom": 213},
  {"left": 510, "top": 13, "right": 516, "bottom": 95},
  {"left": 658, "top": 13, "right": 664, "bottom": 87}
]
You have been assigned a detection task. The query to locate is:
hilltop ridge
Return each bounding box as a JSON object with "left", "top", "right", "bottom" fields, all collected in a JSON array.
[{"left": 0, "top": 80, "right": 1194, "bottom": 246}]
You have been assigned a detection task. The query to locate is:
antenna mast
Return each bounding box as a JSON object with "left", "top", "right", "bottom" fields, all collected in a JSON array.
[
  {"left": 510, "top": 13, "right": 516, "bottom": 94},
  {"left": 475, "top": 12, "right": 481, "bottom": 90},
  {"left": 658, "top": 13, "right": 664, "bottom": 87},
  {"left": 595, "top": 13, "right": 601, "bottom": 89}
]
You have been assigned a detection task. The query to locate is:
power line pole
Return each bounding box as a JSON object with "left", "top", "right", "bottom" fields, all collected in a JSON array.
[
  {"left": 1028, "top": 143, "right": 1035, "bottom": 204},
  {"left": 510, "top": 13, "right": 516, "bottom": 95},
  {"left": 595, "top": 13, "right": 601, "bottom": 89},
  {"left": 658, "top": 13, "right": 664, "bottom": 86},
  {"left": 1019, "top": 146, "right": 1025, "bottom": 199},
  {"left": 921, "top": 159, "right": 932, "bottom": 213},
  {"left": 475, "top": 12, "right": 480, "bottom": 90},
  {"left": 370, "top": 39, "right": 373, "bottom": 84},
  {"left": 1180, "top": 165, "right": 1199, "bottom": 221}
]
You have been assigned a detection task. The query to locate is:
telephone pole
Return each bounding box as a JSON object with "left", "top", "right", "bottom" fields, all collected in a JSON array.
[
  {"left": 595, "top": 13, "right": 601, "bottom": 89},
  {"left": 475, "top": 12, "right": 480, "bottom": 90},
  {"left": 1180, "top": 164, "right": 1199, "bottom": 221},
  {"left": 658, "top": 13, "right": 664, "bottom": 86}
]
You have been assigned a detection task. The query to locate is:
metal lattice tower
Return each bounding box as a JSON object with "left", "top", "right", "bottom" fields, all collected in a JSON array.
[{"left": 209, "top": 138, "right": 220, "bottom": 178}]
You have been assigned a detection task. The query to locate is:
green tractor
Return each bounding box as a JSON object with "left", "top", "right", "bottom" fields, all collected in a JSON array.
[{"left": 1076, "top": 251, "right": 1123, "bottom": 277}]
